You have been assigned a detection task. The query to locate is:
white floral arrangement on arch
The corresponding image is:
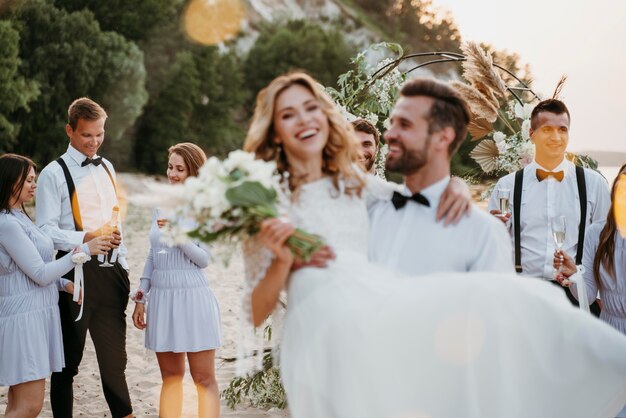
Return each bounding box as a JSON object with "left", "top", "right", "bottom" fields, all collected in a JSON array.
[
  {"left": 468, "top": 100, "right": 535, "bottom": 174},
  {"left": 326, "top": 42, "right": 406, "bottom": 180}
]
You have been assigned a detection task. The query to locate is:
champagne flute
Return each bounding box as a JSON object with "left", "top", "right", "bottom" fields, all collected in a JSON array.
[
  {"left": 551, "top": 215, "right": 567, "bottom": 278},
  {"left": 100, "top": 206, "right": 119, "bottom": 268},
  {"left": 155, "top": 208, "right": 170, "bottom": 255},
  {"left": 497, "top": 188, "right": 511, "bottom": 215}
]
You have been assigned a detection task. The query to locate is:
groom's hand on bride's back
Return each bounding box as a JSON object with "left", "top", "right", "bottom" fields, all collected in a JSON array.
[
  {"left": 292, "top": 245, "right": 336, "bottom": 271},
  {"left": 437, "top": 176, "right": 472, "bottom": 226}
]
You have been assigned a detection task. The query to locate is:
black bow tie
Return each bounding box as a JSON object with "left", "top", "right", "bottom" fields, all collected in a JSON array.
[
  {"left": 391, "top": 191, "right": 430, "bottom": 210},
  {"left": 81, "top": 157, "right": 102, "bottom": 167}
]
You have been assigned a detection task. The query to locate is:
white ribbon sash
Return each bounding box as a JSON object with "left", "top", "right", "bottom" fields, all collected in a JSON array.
[
  {"left": 570, "top": 270, "right": 590, "bottom": 313},
  {"left": 73, "top": 264, "right": 85, "bottom": 321}
]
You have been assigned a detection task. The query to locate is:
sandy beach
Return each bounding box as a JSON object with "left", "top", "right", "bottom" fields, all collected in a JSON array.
[{"left": 0, "top": 173, "right": 287, "bottom": 418}]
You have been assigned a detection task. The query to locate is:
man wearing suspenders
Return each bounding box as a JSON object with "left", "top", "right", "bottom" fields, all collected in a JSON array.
[
  {"left": 36, "top": 98, "right": 133, "bottom": 417},
  {"left": 488, "top": 99, "right": 610, "bottom": 315}
]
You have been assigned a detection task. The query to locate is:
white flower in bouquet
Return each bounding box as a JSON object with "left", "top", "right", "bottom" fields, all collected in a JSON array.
[
  {"left": 223, "top": 149, "right": 257, "bottom": 174},
  {"left": 247, "top": 159, "right": 281, "bottom": 190},
  {"left": 167, "top": 151, "right": 324, "bottom": 262},
  {"left": 199, "top": 156, "right": 227, "bottom": 178}
]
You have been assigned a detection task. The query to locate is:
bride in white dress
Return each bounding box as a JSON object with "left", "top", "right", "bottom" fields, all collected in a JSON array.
[{"left": 241, "top": 72, "right": 626, "bottom": 418}]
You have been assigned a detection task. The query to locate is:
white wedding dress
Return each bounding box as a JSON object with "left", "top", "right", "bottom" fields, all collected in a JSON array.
[{"left": 243, "top": 176, "right": 626, "bottom": 418}]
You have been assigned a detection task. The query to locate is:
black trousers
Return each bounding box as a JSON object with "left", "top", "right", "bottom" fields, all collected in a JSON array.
[
  {"left": 550, "top": 280, "right": 602, "bottom": 317},
  {"left": 50, "top": 255, "right": 132, "bottom": 418}
]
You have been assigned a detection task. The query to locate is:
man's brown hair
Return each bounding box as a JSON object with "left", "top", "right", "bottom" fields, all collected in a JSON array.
[
  {"left": 530, "top": 99, "right": 570, "bottom": 130},
  {"left": 351, "top": 119, "right": 380, "bottom": 147},
  {"left": 67, "top": 97, "right": 107, "bottom": 130}
]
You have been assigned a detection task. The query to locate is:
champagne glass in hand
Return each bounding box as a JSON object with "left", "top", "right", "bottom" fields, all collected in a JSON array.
[
  {"left": 551, "top": 215, "right": 567, "bottom": 278},
  {"left": 100, "top": 206, "right": 119, "bottom": 267},
  {"left": 497, "top": 188, "right": 511, "bottom": 216},
  {"left": 155, "top": 208, "right": 171, "bottom": 254}
]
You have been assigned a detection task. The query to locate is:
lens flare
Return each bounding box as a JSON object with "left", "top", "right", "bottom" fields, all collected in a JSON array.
[{"left": 183, "top": 0, "right": 244, "bottom": 45}]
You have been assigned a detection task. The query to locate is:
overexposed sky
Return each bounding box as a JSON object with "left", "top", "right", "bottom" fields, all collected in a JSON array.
[{"left": 433, "top": 0, "right": 626, "bottom": 154}]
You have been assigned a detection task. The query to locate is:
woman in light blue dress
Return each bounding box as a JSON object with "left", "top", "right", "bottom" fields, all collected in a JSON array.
[
  {"left": 0, "top": 154, "right": 108, "bottom": 418},
  {"left": 556, "top": 162, "right": 626, "bottom": 417},
  {"left": 131, "top": 143, "right": 222, "bottom": 418}
]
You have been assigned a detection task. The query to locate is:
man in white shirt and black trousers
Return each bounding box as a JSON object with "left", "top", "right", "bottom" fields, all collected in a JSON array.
[
  {"left": 36, "top": 98, "right": 133, "bottom": 418},
  {"left": 488, "top": 99, "right": 610, "bottom": 315},
  {"left": 368, "top": 77, "right": 514, "bottom": 274}
]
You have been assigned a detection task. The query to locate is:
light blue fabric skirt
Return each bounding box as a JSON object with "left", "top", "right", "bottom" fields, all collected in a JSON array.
[{"left": 145, "top": 267, "right": 221, "bottom": 353}]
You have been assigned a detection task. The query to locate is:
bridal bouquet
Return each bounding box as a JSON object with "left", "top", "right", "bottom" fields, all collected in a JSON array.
[{"left": 169, "top": 150, "right": 324, "bottom": 261}]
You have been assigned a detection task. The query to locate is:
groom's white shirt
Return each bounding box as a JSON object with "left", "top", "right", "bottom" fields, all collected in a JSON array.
[{"left": 368, "top": 176, "right": 514, "bottom": 276}]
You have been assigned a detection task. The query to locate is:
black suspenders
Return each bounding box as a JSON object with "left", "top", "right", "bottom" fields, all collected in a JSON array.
[
  {"left": 56, "top": 157, "right": 118, "bottom": 232},
  {"left": 513, "top": 165, "right": 587, "bottom": 273},
  {"left": 574, "top": 167, "right": 587, "bottom": 265},
  {"left": 513, "top": 170, "right": 524, "bottom": 273}
]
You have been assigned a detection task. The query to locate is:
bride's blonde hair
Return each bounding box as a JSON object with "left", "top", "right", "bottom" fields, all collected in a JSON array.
[{"left": 243, "top": 72, "right": 365, "bottom": 196}]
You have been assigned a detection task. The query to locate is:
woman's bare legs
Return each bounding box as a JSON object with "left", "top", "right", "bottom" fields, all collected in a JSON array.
[
  {"left": 188, "top": 350, "right": 219, "bottom": 418},
  {"left": 5, "top": 379, "right": 45, "bottom": 418},
  {"left": 156, "top": 352, "right": 185, "bottom": 418}
]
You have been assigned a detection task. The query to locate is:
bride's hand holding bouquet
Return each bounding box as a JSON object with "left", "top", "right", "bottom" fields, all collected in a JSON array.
[{"left": 258, "top": 218, "right": 296, "bottom": 266}]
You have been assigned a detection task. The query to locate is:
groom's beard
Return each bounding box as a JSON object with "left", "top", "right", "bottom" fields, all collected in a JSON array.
[{"left": 385, "top": 135, "right": 431, "bottom": 175}]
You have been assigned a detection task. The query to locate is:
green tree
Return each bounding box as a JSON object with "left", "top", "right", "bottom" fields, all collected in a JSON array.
[
  {"left": 8, "top": 0, "right": 147, "bottom": 166},
  {"left": 54, "top": 0, "right": 179, "bottom": 41},
  {"left": 188, "top": 47, "right": 246, "bottom": 156},
  {"left": 244, "top": 20, "right": 354, "bottom": 101},
  {"left": 386, "top": 0, "right": 462, "bottom": 55},
  {"left": 134, "top": 51, "right": 200, "bottom": 173},
  {"left": 95, "top": 32, "right": 149, "bottom": 168},
  {"left": 134, "top": 46, "right": 247, "bottom": 173},
  {"left": 0, "top": 20, "right": 39, "bottom": 153}
]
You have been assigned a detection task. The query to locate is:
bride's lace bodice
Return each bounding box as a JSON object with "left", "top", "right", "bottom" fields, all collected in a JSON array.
[
  {"left": 242, "top": 174, "right": 397, "bottom": 295},
  {"left": 289, "top": 177, "right": 371, "bottom": 256}
]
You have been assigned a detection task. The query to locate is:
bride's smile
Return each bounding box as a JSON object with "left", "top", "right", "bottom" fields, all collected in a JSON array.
[{"left": 273, "top": 84, "right": 329, "bottom": 163}]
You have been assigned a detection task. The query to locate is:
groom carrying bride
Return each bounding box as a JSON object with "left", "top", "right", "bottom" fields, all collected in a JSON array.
[
  {"left": 368, "top": 78, "right": 513, "bottom": 274},
  {"left": 305, "top": 78, "right": 513, "bottom": 275}
]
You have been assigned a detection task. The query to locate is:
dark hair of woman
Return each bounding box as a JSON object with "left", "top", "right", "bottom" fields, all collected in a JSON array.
[
  {"left": 0, "top": 154, "right": 37, "bottom": 218},
  {"left": 593, "top": 162, "right": 626, "bottom": 286}
]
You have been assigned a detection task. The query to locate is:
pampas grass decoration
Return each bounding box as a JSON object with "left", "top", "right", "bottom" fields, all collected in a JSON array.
[
  {"left": 467, "top": 118, "right": 494, "bottom": 141},
  {"left": 451, "top": 81, "right": 499, "bottom": 123},
  {"left": 461, "top": 42, "right": 508, "bottom": 99}
]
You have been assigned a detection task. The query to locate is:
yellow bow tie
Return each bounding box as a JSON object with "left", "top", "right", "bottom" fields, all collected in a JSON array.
[{"left": 536, "top": 169, "right": 564, "bottom": 182}]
